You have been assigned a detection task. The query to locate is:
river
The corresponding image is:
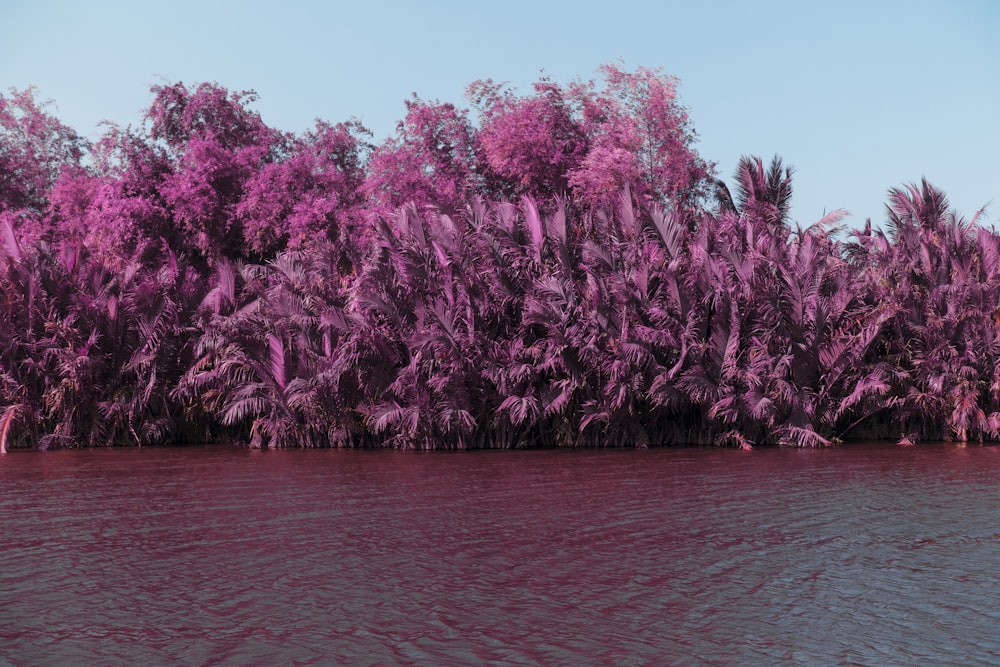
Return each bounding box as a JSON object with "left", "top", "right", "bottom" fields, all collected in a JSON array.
[{"left": 3, "top": 443, "right": 1000, "bottom": 665}]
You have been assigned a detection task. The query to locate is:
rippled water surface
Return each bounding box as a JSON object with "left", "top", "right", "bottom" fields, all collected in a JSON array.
[{"left": 4, "top": 443, "right": 1000, "bottom": 665}]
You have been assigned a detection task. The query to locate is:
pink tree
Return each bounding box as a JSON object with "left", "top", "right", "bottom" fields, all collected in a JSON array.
[
  {"left": 470, "top": 78, "right": 588, "bottom": 201},
  {"left": 363, "top": 97, "right": 478, "bottom": 214},
  {"left": 40, "top": 82, "right": 284, "bottom": 267},
  {"left": 42, "top": 122, "right": 177, "bottom": 263},
  {"left": 146, "top": 82, "right": 281, "bottom": 262},
  {"left": 566, "top": 63, "right": 711, "bottom": 209},
  {"left": 0, "top": 88, "right": 86, "bottom": 232},
  {"left": 46, "top": 82, "right": 370, "bottom": 267},
  {"left": 43, "top": 82, "right": 269, "bottom": 265},
  {"left": 238, "top": 119, "right": 370, "bottom": 258},
  {"left": 468, "top": 64, "right": 711, "bottom": 211}
]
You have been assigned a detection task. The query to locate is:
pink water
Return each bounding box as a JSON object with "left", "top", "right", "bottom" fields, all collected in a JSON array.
[{"left": 3, "top": 444, "right": 1000, "bottom": 665}]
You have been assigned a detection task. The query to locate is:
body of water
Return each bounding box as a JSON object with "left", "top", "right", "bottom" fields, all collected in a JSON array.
[{"left": 3, "top": 443, "right": 1000, "bottom": 665}]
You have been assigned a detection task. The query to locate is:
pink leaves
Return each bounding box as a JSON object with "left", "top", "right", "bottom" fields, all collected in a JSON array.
[
  {"left": 476, "top": 85, "right": 587, "bottom": 199},
  {"left": 568, "top": 143, "right": 642, "bottom": 208},
  {"left": 0, "top": 216, "right": 22, "bottom": 262},
  {"left": 470, "top": 65, "right": 708, "bottom": 208},
  {"left": 363, "top": 97, "right": 477, "bottom": 214},
  {"left": 6, "top": 66, "right": 712, "bottom": 274},
  {"left": 12, "top": 68, "right": 1000, "bottom": 450},
  {"left": 0, "top": 87, "right": 87, "bottom": 214},
  {"left": 576, "top": 63, "right": 708, "bottom": 206},
  {"left": 268, "top": 333, "right": 287, "bottom": 393},
  {"left": 238, "top": 120, "right": 368, "bottom": 256},
  {"left": 0, "top": 404, "right": 19, "bottom": 454},
  {"left": 145, "top": 82, "right": 272, "bottom": 153}
]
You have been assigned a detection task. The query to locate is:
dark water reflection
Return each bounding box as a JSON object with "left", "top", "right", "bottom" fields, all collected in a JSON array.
[{"left": 4, "top": 443, "right": 1000, "bottom": 665}]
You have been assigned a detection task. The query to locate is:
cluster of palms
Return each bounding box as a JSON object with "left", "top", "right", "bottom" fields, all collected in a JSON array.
[
  {"left": 0, "top": 230, "right": 203, "bottom": 451},
  {"left": 5, "top": 155, "right": 996, "bottom": 450},
  {"left": 2, "top": 71, "right": 998, "bottom": 449},
  {"left": 238, "top": 169, "right": 1000, "bottom": 449}
]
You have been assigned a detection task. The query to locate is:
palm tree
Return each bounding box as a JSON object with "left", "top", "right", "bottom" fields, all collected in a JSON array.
[
  {"left": 178, "top": 255, "right": 335, "bottom": 448},
  {"left": 715, "top": 155, "right": 794, "bottom": 230},
  {"left": 676, "top": 157, "right": 894, "bottom": 447},
  {"left": 852, "top": 180, "right": 1000, "bottom": 442},
  {"left": 0, "top": 218, "right": 202, "bottom": 449}
]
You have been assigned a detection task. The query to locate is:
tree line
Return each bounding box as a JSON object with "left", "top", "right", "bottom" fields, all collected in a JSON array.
[{"left": 1, "top": 65, "right": 995, "bottom": 450}]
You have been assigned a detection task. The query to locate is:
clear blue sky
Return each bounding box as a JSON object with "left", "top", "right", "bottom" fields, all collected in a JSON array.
[{"left": 3, "top": 0, "right": 998, "bottom": 229}]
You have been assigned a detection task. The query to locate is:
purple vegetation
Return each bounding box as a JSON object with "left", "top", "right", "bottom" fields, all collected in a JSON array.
[{"left": 0, "top": 67, "right": 995, "bottom": 450}]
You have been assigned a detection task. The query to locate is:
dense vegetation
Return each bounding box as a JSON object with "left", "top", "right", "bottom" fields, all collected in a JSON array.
[{"left": 1, "top": 66, "right": 996, "bottom": 451}]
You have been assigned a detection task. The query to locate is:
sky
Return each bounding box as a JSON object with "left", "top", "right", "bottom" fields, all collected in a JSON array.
[{"left": 2, "top": 0, "right": 998, "bottom": 229}]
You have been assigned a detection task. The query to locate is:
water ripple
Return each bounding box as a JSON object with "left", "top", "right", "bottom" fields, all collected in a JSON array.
[{"left": 3, "top": 444, "right": 1000, "bottom": 664}]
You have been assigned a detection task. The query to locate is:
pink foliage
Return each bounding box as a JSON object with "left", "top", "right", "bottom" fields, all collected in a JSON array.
[
  {"left": 6, "top": 64, "right": 712, "bottom": 269},
  {"left": 0, "top": 88, "right": 86, "bottom": 213},
  {"left": 363, "top": 97, "right": 478, "bottom": 214},
  {"left": 567, "top": 63, "right": 710, "bottom": 207},
  {"left": 567, "top": 142, "right": 644, "bottom": 208},
  {"left": 47, "top": 168, "right": 168, "bottom": 263},
  {"left": 471, "top": 65, "right": 710, "bottom": 210},
  {"left": 472, "top": 79, "right": 588, "bottom": 200},
  {"left": 159, "top": 135, "right": 269, "bottom": 258},
  {"left": 145, "top": 82, "right": 274, "bottom": 153},
  {"left": 239, "top": 120, "right": 369, "bottom": 256}
]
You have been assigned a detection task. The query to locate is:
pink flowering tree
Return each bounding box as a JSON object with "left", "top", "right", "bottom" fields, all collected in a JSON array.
[
  {"left": 0, "top": 88, "right": 87, "bottom": 215},
  {"left": 566, "top": 63, "right": 711, "bottom": 209},
  {"left": 468, "top": 64, "right": 711, "bottom": 211},
  {"left": 146, "top": 82, "right": 281, "bottom": 263},
  {"left": 363, "top": 97, "right": 479, "bottom": 214},
  {"left": 238, "top": 119, "right": 370, "bottom": 259},
  {"left": 469, "top": 78, "right": 589, "bottom": 202}
]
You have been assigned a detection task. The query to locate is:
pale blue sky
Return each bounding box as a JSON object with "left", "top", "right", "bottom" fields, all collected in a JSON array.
[{"left": 3, "top": 0, "right": 998, "bottom": 228}]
